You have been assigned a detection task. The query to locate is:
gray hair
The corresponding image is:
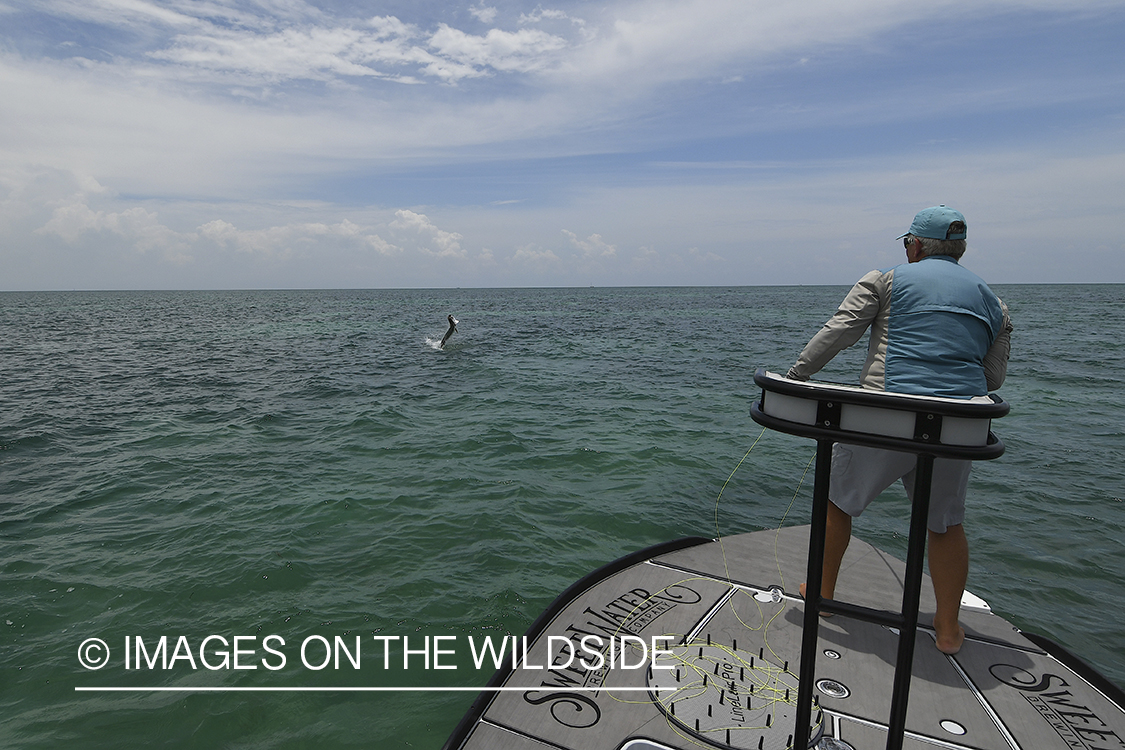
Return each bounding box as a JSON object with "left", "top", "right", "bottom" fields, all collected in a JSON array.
[{"left": 915, "top": 220, "right": 966, "bottom": 259}]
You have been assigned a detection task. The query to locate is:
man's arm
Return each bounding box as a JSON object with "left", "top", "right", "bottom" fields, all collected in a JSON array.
[
  {"left": 787, "top": 269, "right": 887, "bottom": 381},
  {"left": 984, "top": 300, "right": 1012, "bottom": 392}
]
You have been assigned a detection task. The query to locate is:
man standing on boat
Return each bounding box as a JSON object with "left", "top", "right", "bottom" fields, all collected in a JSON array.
[{"left": 786, "top": 205, "right": 1012, "bottom": 655}]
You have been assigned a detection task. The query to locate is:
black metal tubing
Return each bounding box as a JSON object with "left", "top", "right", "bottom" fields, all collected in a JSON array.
[
  {"left": 818, "top": 600, "right": 905, "bottom": 628},
  {"left": 793, "top": 438, "right": 834, "bottom": 750},
  {"left": 751, "top": 369, "right": 1008, "bottom": 750},
  {"left": 885, "top": 453, "right": 934, "bottom": 748}
]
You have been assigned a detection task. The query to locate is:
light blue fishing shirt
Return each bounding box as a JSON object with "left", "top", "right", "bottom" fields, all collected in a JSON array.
[
  {"left": 787, "top": 255, "right": 1011, "bottom": 398},
  {"left": 884, "top": 255, "right": 1005, "bottom": 397}
]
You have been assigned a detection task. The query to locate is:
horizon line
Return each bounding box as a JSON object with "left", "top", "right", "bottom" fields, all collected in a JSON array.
[{"left": 4, "top": 280, "right": 1119, "bottom": 294}]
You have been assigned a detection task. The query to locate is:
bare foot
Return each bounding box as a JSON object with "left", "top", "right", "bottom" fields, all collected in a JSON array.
[
  {"left": 935, "top": 625, "right": 965, "bottom": 655},
  {"left": 798, "top": 583, "right": 833, "bottom": 617}
]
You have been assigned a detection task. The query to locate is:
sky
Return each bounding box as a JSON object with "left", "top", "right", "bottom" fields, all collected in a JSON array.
[{"left": 1, "top": 0, "right": 1123, "bottom": 290}]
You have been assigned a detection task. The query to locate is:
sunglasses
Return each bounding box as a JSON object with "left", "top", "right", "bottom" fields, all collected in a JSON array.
[{"left": 903, "top": 235, "right": 914, "bottom": 250}]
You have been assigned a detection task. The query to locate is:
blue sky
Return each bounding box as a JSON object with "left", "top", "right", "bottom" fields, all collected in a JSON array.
[{"left": 2, "top": 0, "right": 1123, "bottom": 289}]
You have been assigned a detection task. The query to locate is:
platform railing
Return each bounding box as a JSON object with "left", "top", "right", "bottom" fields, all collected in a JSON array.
[{"left": 749, "top": 369, "right": 1009, "bottom": 750}]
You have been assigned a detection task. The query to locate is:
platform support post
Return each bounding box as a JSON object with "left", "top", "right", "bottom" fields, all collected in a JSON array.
[
  {"left": 792, "top": 448, "right": 937, "bottom": 750},
  {"left": 793, "top": 438, "right": 834, "bottom": 750},
  {"left": 884, "top": 453, "right": 935, "bottom": 750}
]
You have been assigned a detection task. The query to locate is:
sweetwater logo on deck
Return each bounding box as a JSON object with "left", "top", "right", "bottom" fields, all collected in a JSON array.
[
  {"left": 76, "top": 633, "right": 676, "bottom": 674},
  {"left": 990, "top": 664, "right": 1125, "bottom": 750}
]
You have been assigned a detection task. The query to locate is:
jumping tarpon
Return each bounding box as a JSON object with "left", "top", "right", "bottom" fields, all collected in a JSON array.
[{"left": 440, "top": 315, "right": 458, "bottom": 348}]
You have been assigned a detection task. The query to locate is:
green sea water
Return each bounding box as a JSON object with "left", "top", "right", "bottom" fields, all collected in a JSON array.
[{"left": 2, "top": 285, "right": 1123, "bottom": 749}]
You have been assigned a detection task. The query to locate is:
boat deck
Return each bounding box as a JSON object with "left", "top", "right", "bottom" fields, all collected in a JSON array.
[{"left": 445, "top": 526, "right": 1125, "bottom": 750}]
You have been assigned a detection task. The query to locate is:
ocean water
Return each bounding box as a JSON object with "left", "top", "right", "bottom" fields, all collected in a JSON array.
[{"left": 1, "top": 285, "right": 1122, "bottom": 749}]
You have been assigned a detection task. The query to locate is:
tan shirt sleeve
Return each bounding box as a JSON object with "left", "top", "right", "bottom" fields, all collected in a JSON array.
[
  {"left": 984, "top": 300, "right": 1013, "bottom": 392},
  {"left": 786, "top": 269, "right": 888, "bottom": 381}
]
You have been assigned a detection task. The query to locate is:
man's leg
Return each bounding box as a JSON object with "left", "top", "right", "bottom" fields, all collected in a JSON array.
[
  {"left": 928, "top": 523, "right": 968, "bottom": 654},
  {"left": 800, "top": 500, "right": 852, "bottom": 601}
]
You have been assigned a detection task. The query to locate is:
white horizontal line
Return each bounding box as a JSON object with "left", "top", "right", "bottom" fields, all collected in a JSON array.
[{"left": 75, "top": 686, "right": 665, "bottom": 693}]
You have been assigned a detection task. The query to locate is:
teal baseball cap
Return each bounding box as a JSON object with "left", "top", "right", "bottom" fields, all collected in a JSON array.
[{"left": 897, "top": 205, "right": 967, "bottom": 240}]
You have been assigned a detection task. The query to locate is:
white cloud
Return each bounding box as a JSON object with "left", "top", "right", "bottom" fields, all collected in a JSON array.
[
  {"left": 151, "top": 20, "right": 444, "bottom": 84},
  {"left": 38, "top": 200, "right": 196, "bottom": 262},
  {"left": 43, "top": 0, "right": 201, "bottom": 30},
  {"left": 6, "top": 0, "right": 1112, "bottom": 192},
  {"left": 687, "top": 246, "right": 723, "bottom": 263},
  {"left": 0, "top": 165, "right": 102, "bottom": 232},
  {"left": 563, "top": 229, "right": 616, "bottom": 258},
  {"left": 21, "top": 0, "right": 1123, "bottom": 98},
  {"left": 427, "top": 25, "right": 568, "bottom": 76},
  {"left": 470, "top": 5, "right": 499, "bottom": 24},
  {"left": 518, "top": 7, "right": 586, "bottom": 28},
  {"left": 119, "top": 9, "right": 576, "bottom": 85},
  {"left": 511, "top": 244, "right": 559, "bottom": 264},
  {"left": 389, "top": 209, "right": 465, "bottom": 257},
  {"left": 541, "top": 0, "right": 1115, "bottom": 92},
  {"left": 29, "top": 188, "right": 410, "bottom": 271},
  {"left": 198, "top": 217, "right": 399, "bottom": 257},
  {"left": 9, "top": 134, "right": 1125, "bottom": 288}
]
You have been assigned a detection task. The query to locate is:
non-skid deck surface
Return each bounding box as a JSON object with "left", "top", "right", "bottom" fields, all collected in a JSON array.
[{"left": 451, "top": 527, "right": 1125, "bottom": 750}]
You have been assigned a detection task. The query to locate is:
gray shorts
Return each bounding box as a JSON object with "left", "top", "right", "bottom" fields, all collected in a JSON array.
[{"left": 829, "top": 443, "right": 972, "bottom": 533}]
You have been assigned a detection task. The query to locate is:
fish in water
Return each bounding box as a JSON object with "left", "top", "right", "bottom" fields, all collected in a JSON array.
[{"left": 440, "top": 315, "right": 458, "bottom": 348}]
